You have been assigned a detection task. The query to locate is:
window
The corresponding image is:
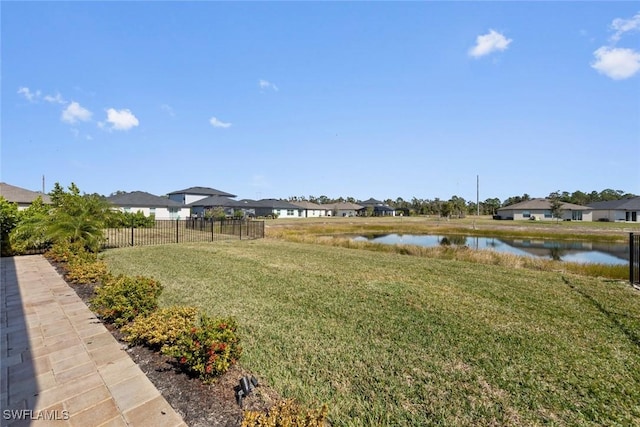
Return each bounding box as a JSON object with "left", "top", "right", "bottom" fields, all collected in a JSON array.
[
  {"left": 522, "top": 211, "right": 530, "bottom": 218},
  {"left": 124, "top": 207, "right": 131, "bottom": 213},
  {"left": 544, "top": 211, "right": 552, "bottom": 218},
  {"left": 572, "top": 211, "right": 582, "bottom": 221},
  {"left": 150, "top": 207, "right": 156, "bottom": 215},
  {"left": 287, "top": 209, "right": 295, "bottom": 216}
]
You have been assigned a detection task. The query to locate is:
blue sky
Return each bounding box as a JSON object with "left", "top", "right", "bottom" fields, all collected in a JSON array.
[{"left": 2, "top": 1, "right": 639, "bottom": 203}]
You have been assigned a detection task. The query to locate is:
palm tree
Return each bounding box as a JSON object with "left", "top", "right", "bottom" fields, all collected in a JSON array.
[{"left": 48, "top": 194, "right": 111, "bottom": 252}]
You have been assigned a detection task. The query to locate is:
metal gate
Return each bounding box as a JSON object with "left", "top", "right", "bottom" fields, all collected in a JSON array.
[{"left": 631, "top": 233, "right": 640, "bottom": 286}]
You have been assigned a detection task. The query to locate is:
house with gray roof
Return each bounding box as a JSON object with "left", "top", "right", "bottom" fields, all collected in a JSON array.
[
  {"left": 358, "top": 198, "right": 396, "bottom": 217},
  {"left": 167, "top": 186, "right": 237, "bottom": 205},
  {"left": 0, "top": 182, "right": 52, "bottom": 210},
  {"left": 588, "top": 197, "right": 640, "bottom": 222},
  {"left": 324, "top": 202, "right": 363, "bottom": 217},
  {"left": 188, "top": 195, "right": 247, "bottom": 218},
  {"left": 107, "top": 191, "right": 190, "bottom": 219},
  {"left": 245, "top": 199, "right": 304, "bottom": 218},
  {"left": 496, "top": 198, "right": 593, "bottom": 221},
  {"left": 290, "top": 201, "right": 329, "bottom": 217}
]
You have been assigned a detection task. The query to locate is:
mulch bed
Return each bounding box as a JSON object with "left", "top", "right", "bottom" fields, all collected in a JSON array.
[{"left": 53, "top": 263, "right": 278, "bottom": 427}]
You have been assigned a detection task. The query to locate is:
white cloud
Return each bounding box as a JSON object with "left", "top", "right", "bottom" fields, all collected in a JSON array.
[
  {"left": 104, "top": 108, "right": 139, "bottom": 131},
  {"left": 160, "top": 104, "right": 175, "bottom": 117},
  {"left": 17, "top": 87, "right": 41, "bottom": 102},
  {"left": 61, "top": 101, "right": 92, "bottom": 123},
  {"left": 44, "top": 92, "right": 66, "bottom": 104},
  {"left": 259, "top": 79, "right": 279, "bottom": 91},
  {"left": 591, "top": 46, "right": 640, "bottom": 80},
  {"left": 209, "top": 116, "right": 232, "bottom": 128},
  {"left": 610, "top": 12, "right": 640, "bottom": 43},
  {"left": 469, "top": 29, "right": 512, "bottom": 58}
]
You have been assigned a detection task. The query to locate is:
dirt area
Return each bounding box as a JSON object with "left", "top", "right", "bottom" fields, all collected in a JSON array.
[{"left": 64, "top": 279, "right": 278, "bottom": 427}]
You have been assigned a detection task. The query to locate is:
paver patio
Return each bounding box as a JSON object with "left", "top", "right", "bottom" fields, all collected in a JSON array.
[{"left": 1, "top": 255, "right": 187, "bottom": 427}]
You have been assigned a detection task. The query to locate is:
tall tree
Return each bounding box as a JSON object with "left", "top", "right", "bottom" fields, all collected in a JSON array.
[{"left": 549, "top": 191, "right": 564, "bottom": 223}]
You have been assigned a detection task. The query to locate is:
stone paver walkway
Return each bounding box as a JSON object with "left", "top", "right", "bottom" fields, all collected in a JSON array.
[{"left": 1, "top": 255, "right": 187, "bottom": 427}]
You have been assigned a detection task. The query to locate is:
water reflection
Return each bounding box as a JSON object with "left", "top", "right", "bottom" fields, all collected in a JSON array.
[{"left": 352, "top": 234, "right": 628, "bottom": 265}]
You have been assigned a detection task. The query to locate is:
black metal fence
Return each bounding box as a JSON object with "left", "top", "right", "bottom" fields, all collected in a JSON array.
[
  {"left": 631, "top": 232, "right": 640, "bottom": 286},
  {"left": 102, "top": 218, "right": 264, "bottom": 249}
]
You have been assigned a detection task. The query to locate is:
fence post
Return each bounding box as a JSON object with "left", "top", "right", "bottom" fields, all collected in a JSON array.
[
  {"left": 239, "top": 221, "right": 242, "bottom": 240},
  {"left": 130, "top": 218, "right": 134, "bottom": 246},
  {"left": 176, "top": 219, "right": 179, "bottom": 243},
  {"left": 211, "top": 218, "right": 214, "bottom": 242},
  {"left": 631, "top": 233, "right": 635, "bottom": 285}
]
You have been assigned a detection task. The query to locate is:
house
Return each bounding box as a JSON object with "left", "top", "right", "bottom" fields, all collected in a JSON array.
[
  {"left": 107, "top": 191, "right": 190, "bottom": 220},
  {"left": 325, "top": 202, "right": 363, "bottom": 217},
  {"left": 167, "top": 186, "right": 237, "bottom": 205},
  {"left": 188, "top": 195, "right": 246, "bottom": 218},
  {"left": 588, "top": 197, "right": 640, "bottom": 222},
  {"left": 249, "top": 199, "right": 304, "bottom": 218},
  {"left": 0, "top": 182, "right": 52, "bottom": 210},
  {"left": 496, "top": 198, "right": 593, "bottom": 221},
  {"left": 358, "top": 198, "right": 396, "bottom": 216},
  {"left": 290, "top": 201, "right": 328, "bottom": 218}
]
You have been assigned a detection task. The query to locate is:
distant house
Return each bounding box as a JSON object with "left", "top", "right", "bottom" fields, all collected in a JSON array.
[
  {"left": 496, "top": 198, "right": 592, "bottom": 221},
  {"left": 588, "top": 197, "right": 640, "bottom": 222},
  {"left": 358, "top": 198, "right": 396, "bottom": 217},
  {"left": 167, "top": 186, "right": 237, "bottom": 205},
  {"left": 0, "top": 182, "right": 52, "bottom": 210},
  {"left": 188, "top": 195, "right": 246, "bottom": 218},
  {"left": 249, "top": 199, "right": 304, "bottom": 218},
  {"left": 325, "top": 202, "right": 363, "bottom": 217},
  {"left": 107, "top": 191, "right": 190, "bottom": 220},
  {"left": 290, "top": 201, "right": 328, "bottom": 218}
]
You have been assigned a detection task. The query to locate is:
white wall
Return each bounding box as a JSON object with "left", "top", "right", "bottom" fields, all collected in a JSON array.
[
  {"left": 592, "top": 210, "right": 638, "bottom": 222},
  {"left": 335, "top": 209, "right": 358, "bottom": 217},
  {"left": 277, "top": 208, "right": 303, "bottom": 218},
  {"left": 117, "top": 206, "right": 190, "bottom": 220},
  {"left": 304, "top": 209, "right": 327, "bottom": 218},
  {"left": 505, "top": 209, "right": 592, "bottom": 221}
]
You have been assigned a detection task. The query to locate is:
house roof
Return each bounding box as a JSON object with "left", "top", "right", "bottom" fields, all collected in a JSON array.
[
  {"left": 359, "top": 198, "right": 385, "bottom": 206},
  {"left": 167, "top": 186, "right": 236, "bottom": 198},
  {"left": 0, "top": 182, "right": 52, "bottom": 205},
  {"left": 251, "top": 199, "right": 304, "bottom": 209},
  {"left": 325, "top": 202, "right": 363, "bottom": 210},
  {"left": 291, "top": 201, "right": 327, "bottom": 210},
  {"left": 497, "top": 198, "right": 590, "bottom": 211},
  {"left": 107, "top": 191, "right": 185, "bottom": 208},
  {"left": 588, "top": 197, "right": 640, "bottom": 211},
  {"left": 187, "top": 196, "right": 243, "bottom": 208}
]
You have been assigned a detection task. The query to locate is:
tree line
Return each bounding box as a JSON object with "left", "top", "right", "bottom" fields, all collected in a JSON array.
[{"left": 288, "top": 188, "right": 637, "bottom": 217}]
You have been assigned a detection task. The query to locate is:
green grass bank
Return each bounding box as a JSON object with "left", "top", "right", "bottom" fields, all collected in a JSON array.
[{"left": 102, "top": 240, "right": 640, "bottom": 426}]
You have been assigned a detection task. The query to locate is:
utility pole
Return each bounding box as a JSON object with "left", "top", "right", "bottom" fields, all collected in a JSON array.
[
  {"left": 42, "top": 175, "right": 45, "bottom": 194},
  {"left": 476, "top": 175, "right": 480, "bottom": 216}
]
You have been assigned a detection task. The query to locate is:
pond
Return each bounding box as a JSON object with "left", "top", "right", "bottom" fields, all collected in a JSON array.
[{"left": 352, "top": 234, "right": 628, "bottom": 265}]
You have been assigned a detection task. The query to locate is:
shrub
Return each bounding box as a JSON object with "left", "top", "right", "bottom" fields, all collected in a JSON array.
[
  {"left": 0, "top": 196, "right": 19, "bottom": 256},
  {"left": 163, "top": 313, "right": 242, "bottom": 382},
  {"left": 65, "top": 258, "right": 109, "bottom": 284},
  {"left": 241, "top": 399, "right": 328, "bottom": 427},
  {"left": 106, "top": 210, "right": 155, "bottom": 228},
  {"left": 90, "top": 275, "right": 163, "bottom": 327},
  {"left": 121, "top": 306, "right": 200, "bottom": 349},
  {"left": 44, "top": 240, "right": 85, "bottom": 263},
  {"left": 49, "top": 240, "right": 99, "bottom": 263}
]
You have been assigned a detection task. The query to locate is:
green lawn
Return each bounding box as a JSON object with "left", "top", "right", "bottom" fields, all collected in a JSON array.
[{"left": 102, "top": 240, "right": 640, "bottom": 426}]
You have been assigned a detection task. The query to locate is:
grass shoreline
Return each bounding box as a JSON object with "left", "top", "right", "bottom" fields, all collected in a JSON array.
[
  {"left": 266, "top": 216, "right": 639, "bottom": 243},
  {"left": 102, "top": 237, "right": 640, "bottom": 426}
]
